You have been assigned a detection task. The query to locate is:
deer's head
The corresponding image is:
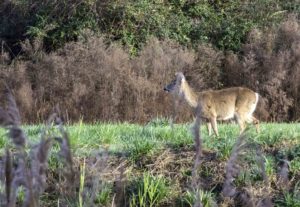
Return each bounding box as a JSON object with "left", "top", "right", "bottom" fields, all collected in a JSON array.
[{"left": 163, "top": 72, "right": 185, "bottom": 95}]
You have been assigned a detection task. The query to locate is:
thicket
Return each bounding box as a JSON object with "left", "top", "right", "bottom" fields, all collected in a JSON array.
[
  {"left": 0, "top": 0, "right": 300, "bottom": 122},
  {"left": 1, "top": 0, "right": 299, "bottom": 54},
  {"left": 222, "top": 16, "right": 300, "bottom": 121},
  {"left": 0, "top": 17, "right": 299, "bottom": 123}
]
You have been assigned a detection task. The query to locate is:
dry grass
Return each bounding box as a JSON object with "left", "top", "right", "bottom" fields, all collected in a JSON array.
[
  {"left": 223, "top": 15, "right": 300, "bottom": 121},
  {"left": 0, "top": 88, "right": 77, "bottom": 206},
  {"left": 1, "top": 15, "right": 300, "bottom": 123}
]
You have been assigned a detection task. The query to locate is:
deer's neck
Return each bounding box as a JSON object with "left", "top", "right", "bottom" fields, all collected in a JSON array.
[{"left": 181, "top": 80, "right": 198, "bottom": 108}]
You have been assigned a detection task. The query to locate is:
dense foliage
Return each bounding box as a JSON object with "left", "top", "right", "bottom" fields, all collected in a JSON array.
[
  {"left": 0, "top": 1, "right": 300, "bottom": 123},
  {"left": 1, "top": 0, "right": 300, "bottom": 54}
]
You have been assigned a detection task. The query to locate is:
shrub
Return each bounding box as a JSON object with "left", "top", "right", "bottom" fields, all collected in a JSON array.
[
  {"left": 1, "top": 17, "right": 300, "bottom": 123},
  {"left": 2, "top": 37, "right": 198, "bottom": 123},
  {"left": 1, "top": 0, "right": 295, "bottom": 55},
  {"left": 222, "top": 16, "right": 300, "bottom": 121}
]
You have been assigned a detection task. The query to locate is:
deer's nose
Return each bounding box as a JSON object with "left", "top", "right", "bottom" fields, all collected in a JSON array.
[{"left": 163, "top": 87, "right": 169, "bottom": 92}]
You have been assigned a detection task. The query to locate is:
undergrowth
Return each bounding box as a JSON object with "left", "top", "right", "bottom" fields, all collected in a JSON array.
[{"left": 0, "top": 120, "right": 299, "bottom": 206}]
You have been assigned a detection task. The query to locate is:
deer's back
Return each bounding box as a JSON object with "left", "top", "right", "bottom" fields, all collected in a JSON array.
[{"left": 198, "top": 87, "right": 258, "bottom": 120}]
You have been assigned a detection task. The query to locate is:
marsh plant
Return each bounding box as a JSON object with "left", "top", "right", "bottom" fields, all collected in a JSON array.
[{"left": 0, "top": 88, "right": 75, "bottom": 207}]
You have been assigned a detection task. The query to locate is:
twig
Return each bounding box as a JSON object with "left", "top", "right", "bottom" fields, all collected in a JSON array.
[{"left": 191, "top": 104, "right": 203, "bottom": 207}]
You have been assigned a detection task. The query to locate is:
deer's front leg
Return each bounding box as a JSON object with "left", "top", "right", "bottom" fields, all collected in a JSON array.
[
  {"left": 206, "top": 122, "right": 212, "bottom": 136},
  {"left": 210, "top": 117, "right": 219, "bottom": 137}
]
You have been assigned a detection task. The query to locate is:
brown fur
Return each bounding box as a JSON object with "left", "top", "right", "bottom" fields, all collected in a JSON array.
[{"left": 164, "top": 72, "right": 260, "bottom": 136}]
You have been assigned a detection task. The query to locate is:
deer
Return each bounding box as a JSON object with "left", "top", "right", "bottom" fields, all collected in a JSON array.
[{"left": 164, "top": 72, "right": 260, "bottom": 136}]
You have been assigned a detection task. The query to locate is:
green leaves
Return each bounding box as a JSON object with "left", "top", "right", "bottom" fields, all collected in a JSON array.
[
  {"left": 26, "top": 0, "right": 99, "bottom": 50},
  {"left": 1, "top": 0, "right": 297, "bottom": 55}
]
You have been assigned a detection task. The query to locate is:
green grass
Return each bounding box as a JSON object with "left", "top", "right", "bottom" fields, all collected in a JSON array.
[
  {"left": 0, "top": 122, "right": 299, "bottom": 206},
  {"left": 7, "top": 122, "right": 295, "bottom": 156},
  {"left": 129, "top": 172, "right": 170, "bottom": 207},
  {"left": 182, "top": 189, "right": 217, "bottom": 207}
]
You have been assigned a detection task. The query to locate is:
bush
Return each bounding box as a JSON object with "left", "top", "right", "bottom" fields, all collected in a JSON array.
[
  {"left": 1, "top": 0, "right": 297, "bottom": 55},
  {"left": 222, "top": 16, "right": 300, "bottom": 121},
  {"left": 1, "top": 17, "right": 300, "bottom": 123},
  {"left": 0, "top": 0, "right": 99, "bottom": 53},
  {"left": 1, "top": 37, "right": 197, "bottom": 123}
]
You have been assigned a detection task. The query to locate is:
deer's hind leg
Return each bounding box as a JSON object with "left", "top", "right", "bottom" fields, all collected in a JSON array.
[
  {"left": 234, "top": 113, "right": 246, "bottom": 134},
  {"left": 246, "top": 116, "right": 260, "bottom": 133},
  {"left": 252, "top": 116, "right": 260, "bottom": 133}
]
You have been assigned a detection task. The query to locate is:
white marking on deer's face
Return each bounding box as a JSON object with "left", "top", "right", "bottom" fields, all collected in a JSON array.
[{"left": 164, "top": 72, "right": 186, "bottom": 97}]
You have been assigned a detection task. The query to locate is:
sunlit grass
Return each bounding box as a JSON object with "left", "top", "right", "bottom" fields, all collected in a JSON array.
[
  {"left": 0, "top": 122, "right": 299, "bottom": 157},
  {"left": 0, "top": 121, "right": 299, "bottom": 206}
]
